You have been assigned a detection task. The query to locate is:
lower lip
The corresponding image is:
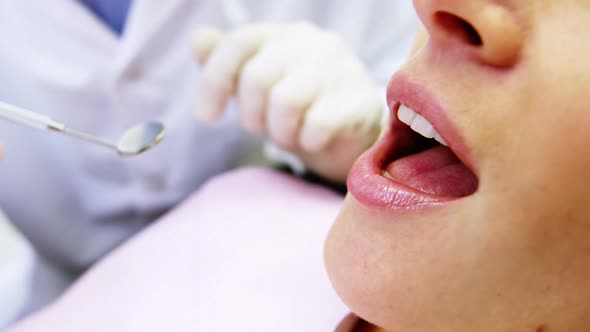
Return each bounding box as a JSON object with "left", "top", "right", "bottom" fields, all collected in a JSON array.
[{"left": 347, "top": 128, "right": 453, "bottom": 211}]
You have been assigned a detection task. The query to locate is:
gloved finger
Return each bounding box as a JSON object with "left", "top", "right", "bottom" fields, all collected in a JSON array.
[
  {"left": 237, "top": 22, "right": 334, "bottom": 135},
  {"left": 192, "top": 27, "right": 224, "bottom": 65},
  {"left": 197, "top": 25, "right": 274, "bottom": 123},
  {"left": 237, "top": 43, "right": 290, "bottom": 135},
  {"left": 299, "top": 89, "right": 384, "bottom": 153},
  {"left": 266, "top": 65, "right": 322, "bottom": 149}
]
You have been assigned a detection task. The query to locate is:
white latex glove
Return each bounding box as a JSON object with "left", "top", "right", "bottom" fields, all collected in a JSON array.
[{"left": 193, "top": 23, "right": 386, "bottom": 183}]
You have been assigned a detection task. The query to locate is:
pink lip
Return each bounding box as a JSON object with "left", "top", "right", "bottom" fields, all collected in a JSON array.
[{"left": 347, "top": 72, "right": 476, "bottom": 211}]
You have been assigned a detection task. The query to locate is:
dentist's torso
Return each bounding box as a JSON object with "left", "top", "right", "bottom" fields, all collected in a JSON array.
[{"left": 0, "top": 0, "right": 417, "bottom": 274}]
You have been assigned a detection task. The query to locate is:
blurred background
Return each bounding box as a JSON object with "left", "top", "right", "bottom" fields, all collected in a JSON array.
[{"left": 0, "top": 211, "right": 34, "bottom": 330}]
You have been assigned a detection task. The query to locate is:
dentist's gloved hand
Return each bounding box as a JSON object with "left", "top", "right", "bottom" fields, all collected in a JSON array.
[{"left": 193, "top": 23, "right": 386, "bottom": 183}]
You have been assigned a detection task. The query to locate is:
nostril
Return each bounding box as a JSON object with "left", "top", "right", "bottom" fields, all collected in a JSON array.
[{"left": 434, "top": 11, "right": 483, "bottom": 47}]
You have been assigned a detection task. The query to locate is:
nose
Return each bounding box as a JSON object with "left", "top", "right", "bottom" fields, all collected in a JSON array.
[{"left": 413, "top": 0, "right": 525, "bottom": 67}]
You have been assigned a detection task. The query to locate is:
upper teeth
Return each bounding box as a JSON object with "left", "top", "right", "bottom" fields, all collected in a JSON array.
[{"left": 397, "top": 105, "right": 448, "bottom": 146}]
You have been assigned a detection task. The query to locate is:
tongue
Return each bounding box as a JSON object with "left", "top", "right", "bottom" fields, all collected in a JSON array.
[{"left": 384, "top": 145, "right": 478, "bottom": 197}]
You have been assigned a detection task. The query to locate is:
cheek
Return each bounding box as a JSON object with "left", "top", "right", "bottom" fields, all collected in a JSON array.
[
  {"left": 503, "top": 110, "right": 590, "bottom": 254},
  {"left": 521, "top": 8, "right": 590, "bottom": 204}
]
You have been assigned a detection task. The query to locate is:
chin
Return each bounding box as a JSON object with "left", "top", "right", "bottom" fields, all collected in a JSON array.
[{"left": 325, "top": 197, "right": 448, "bottom": 332}]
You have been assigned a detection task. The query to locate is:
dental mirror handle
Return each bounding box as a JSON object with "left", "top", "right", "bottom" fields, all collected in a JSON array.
[
  {"left": 0, "top": 101, "right": 118, "bottom": 150},
  {"left": 0, "top": 101, "right": 65, "bottom": 131}
]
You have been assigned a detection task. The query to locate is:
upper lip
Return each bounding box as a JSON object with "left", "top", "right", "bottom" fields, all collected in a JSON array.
[{"left": 386, "top": 72, "right": 477, "bottom": 175}]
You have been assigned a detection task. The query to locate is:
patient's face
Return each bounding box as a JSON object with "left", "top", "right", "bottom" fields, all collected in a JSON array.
[{"left": 325, "top": 0, "right": 590, "bottom": 331}]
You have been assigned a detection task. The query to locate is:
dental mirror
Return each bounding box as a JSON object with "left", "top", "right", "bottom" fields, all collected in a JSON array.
[
  {"left": 0, "top": 101, "right": 166, "bottom": 156},
  {"left": 63, "top": 121, "right": 166, "bottom": 156}
]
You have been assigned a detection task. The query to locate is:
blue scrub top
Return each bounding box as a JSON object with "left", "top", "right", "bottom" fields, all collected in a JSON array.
[{"left": 79, "top": 0, "right": 133, "bottom": 35}]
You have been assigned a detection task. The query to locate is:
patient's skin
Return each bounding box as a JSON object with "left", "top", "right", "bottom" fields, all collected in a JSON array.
[{"left": 326, "top": 0, "right": 590, "bottom": 331}]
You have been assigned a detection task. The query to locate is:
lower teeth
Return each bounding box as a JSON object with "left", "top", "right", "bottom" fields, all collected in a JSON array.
[{"left": 382, "top": 170, "right": 395, "bottom": 181}]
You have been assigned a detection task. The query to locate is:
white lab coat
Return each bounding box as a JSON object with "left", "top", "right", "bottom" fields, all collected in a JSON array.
[{"left": 0, "top": 0, "right": 419, "bottom": 308}]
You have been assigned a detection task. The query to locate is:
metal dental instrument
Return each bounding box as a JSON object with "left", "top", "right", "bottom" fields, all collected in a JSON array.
[{"left": 0, "top": 101, "right": 165, "bottom": 156}]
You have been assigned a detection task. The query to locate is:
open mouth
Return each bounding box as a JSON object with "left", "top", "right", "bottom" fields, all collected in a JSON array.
[
  {"left": 381, "top": 103, "right": 478, "bottom": 198},
  {"left": 347, "top": 75, "right": 479, "bottom": 210}
]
